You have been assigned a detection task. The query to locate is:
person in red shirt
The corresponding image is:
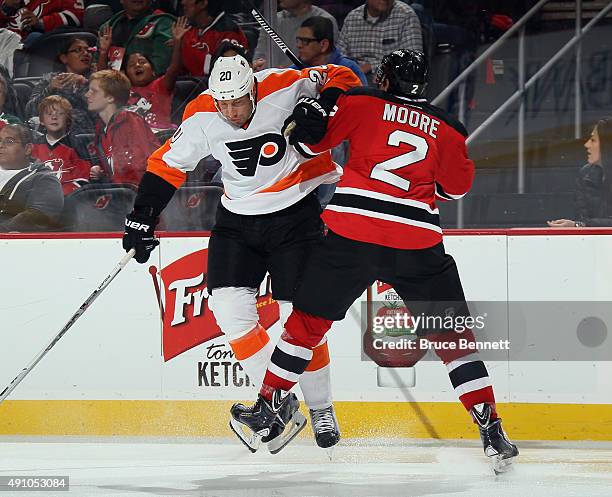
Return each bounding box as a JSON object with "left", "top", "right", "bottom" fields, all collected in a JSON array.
[
  {"left": 231, "top": 50, "right": 519, "bottom": 473},
  {"left": 180, "top": 0, "right": 248, "bottom": 77},
  {"left": 0, "top": 0, "right": 84, "bottom": 39},
  {"left": 31, "top": 95, "right": 91, "bottom": 195},
  {"left": 98, "top": 17, "right": 189, "bottom": 131},
  {"left": 85, "top": 69, "right": 159, "bottom": 186}
]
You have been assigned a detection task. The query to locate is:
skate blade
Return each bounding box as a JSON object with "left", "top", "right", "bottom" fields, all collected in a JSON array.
[
  {"left": 229, "top": 418, "right": 262, "bottom": 453},
  {"left": 491, "top": 454, "right": 516, "bottom": 475},
  {"left": 267, "top": 412, "right": 307, "bottom": 455},
  {"left": 325, "top": 446, "right": 335, "bottom": 461}
]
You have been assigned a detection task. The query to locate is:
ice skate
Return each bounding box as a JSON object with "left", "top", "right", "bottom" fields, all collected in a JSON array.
[
  {"left": 309, "top": 405, "right": 340, "bottom": 458},
  {"left": 472, "top": 403, "right": 519, "bottom": 474},
  {"left": 230, "top": 391, "right": 307, "bottom": 454}
]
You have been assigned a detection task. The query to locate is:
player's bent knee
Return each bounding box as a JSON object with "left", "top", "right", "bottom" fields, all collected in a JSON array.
[
  {"left": 285, "top": 309, "right": 333, "bottom": 349},
  {"left": 208, "top": 286, "right": 259, "bottom": 339}
]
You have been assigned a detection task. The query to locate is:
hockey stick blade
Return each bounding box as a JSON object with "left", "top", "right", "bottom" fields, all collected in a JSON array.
[{"left": 0, "top": 249, "right": 136, "bottom": 405}]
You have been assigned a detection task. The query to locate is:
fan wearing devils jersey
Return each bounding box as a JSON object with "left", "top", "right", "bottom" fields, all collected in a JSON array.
[
  {"left": 30, "top": 95, "right": 91, "bottom": 195},
  {"left": 122, "top": 55, "right": 361, "bottom": 452},
  {"left": 180, "top": 0, "right": 248, "bottom": 77},
  {"left": 0, "top": 0, "right": 84, "bottom": 38},
  {"left": 232, "top": 50, "right": 520, "bottom": 472}
]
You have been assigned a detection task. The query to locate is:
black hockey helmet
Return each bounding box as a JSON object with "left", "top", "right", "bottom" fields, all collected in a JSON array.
[{"left": 375, "top": 49, "right": 428, "bottom": 98}]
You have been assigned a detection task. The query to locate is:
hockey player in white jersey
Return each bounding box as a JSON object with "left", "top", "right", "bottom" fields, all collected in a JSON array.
[{"left": 122, "top": 54, "right": 362, "bottom": 453}]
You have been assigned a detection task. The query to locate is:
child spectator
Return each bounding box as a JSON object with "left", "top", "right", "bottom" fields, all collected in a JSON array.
[
  {"left": 98, "top": 16, "right": 189, "bottom": 131},
  {"left": 31, "top": 95, "right": 91, "bottom": 195},
  {"left": 0, "top": 0, "right": 84, "bottom": 46},
  {"left": 0, "top": 123, "right": 64, "bottom": 231},
  {"left": 180, "top": 0, "right": 249, "bottom": 77},
  {"left": 26, "top": 36, "right": 96, "bottom": 135},
  {"left": 86, "top": 69, "right": 159, "bottom": 187}
]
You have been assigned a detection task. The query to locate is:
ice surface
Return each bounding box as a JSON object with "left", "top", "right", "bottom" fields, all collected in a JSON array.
[{"left": 1, "top": 437, "right": 611, "bottom": 497}]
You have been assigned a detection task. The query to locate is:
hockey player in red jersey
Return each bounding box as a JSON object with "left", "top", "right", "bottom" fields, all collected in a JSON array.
[
  {"left": 231, "top": 49, "right": 519, "bottom": 472},
  {"left": 122, "top": 54, "right": 362, "bottom": 453}
]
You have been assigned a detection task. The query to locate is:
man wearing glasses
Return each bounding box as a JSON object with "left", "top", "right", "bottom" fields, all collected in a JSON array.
[
  {"left": 253, "top": 0, "right": 339, "bottom": 69},
  {"left": 295, "top": 16, "right": 367, "bottom": 86},
  {"left": 0, "top": 124, "right": 63, "bottom": 232}
]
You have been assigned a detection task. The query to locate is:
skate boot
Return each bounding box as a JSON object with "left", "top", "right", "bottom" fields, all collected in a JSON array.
[
  {"left": 230, "top": 391, "right": 307, "bottom": 454},
  {"left": 309, "top": 405, "right": 341, "bottom": 453},
  {"left": 472, "top": 403, "right": 519, "bottom": 474}
]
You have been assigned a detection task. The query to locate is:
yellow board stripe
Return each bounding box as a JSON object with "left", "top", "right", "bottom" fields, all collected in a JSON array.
[{"left": 2, "top": 401, "right": 612, "bottom": 440}]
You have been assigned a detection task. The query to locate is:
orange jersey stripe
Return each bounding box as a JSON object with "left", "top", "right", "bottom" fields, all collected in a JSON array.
[
  {"left": 146, "top": 94, "right": 216, "bottom": 188},
  {"left": 229, "top": 324, "right": 270, "bottom": 361},
  {"left": 257, "top": 65, "right": 362, "bottom": 102},
  {"left": 147, "top": 140, "right": 187, "bottom": 188},
  {"left": 183, "top": 93, "right": 217, "bottom": 119},
  {"left": 305, "top": 341, "right": 330, "bottom": 371},
  {"left": 258, "top": 152, "right": 336, "bottom": 194}
]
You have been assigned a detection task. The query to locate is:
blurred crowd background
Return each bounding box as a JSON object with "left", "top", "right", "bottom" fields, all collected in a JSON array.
[{"left": 0, "top": 0, "right": 610, "bottom": 232}]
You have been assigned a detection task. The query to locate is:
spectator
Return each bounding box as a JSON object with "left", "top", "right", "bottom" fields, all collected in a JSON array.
[
  {"left": 31, "top": 95, "right": 91, "bottom": 195},
  {"left": 0, "top": 0, "right": 84, "bottom": 47},
  {"left": 338, "top": 0, "right": 422, "bottom": 82},
  {"left": 86, "top": 69, "right": 159, "bottom": 187},
  {"left": 25, "top": 36, "right": 96, "bottom": 135},
  {"left": 0, "top": 72, "right": 22, "bottom": 129},
  {"left": 548, "top": 117, "right": 612, "bottom": 228},
  {"left": 294, "top": 16, "right": 367, "bottom": 85},
  {"left": 180, "top": 0, "right": 249, "bottom": 77},
  {"left": 292, "top": 15, "right": 365, "bottom": 206},
  {"left": 0, "top": 123, "right": 64, "bottom": 231},
  {"left": 99, "top": 0, "right": 175, "bottom": 75},
  {"left": 253, "top": 0, "right": 339, "bottom": 69},
  {"left": 99, "top": 17, "right": 188, "bottom": 131}
]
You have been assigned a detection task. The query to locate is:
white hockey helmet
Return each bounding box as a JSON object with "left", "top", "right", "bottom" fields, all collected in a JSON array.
[{"left": 209, "top": 55, "right": 255, "bottom": 101}]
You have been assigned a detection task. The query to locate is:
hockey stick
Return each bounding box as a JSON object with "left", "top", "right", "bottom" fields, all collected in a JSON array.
[
  {"left": 0, "top": 249, "right": 136, "bottom": 405},
  {"left": 242, "top": 0, "right": 304, "bottom": 69}
]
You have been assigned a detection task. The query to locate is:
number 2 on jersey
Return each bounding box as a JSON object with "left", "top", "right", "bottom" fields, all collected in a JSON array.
[{"left": 370, "top": 130, "right": 429, "bottom": 191}]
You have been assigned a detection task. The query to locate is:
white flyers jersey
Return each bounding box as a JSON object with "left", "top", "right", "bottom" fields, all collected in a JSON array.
[{"left": 146, "top": 65, "right": 362, "bottom": 214}]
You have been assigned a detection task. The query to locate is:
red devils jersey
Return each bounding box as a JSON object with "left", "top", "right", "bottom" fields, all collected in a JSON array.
[
  {"left": 0, "top": 0, "right": 84, "bottom": 37},
  {"left": 31, "top": 135, "right": 91, "bottom": 195},
  {"left": 181, "top": 12, "right": 248, "bottom": 77},
  {"left": 305, "top": 87, "right": 475, "bottom": 249}
]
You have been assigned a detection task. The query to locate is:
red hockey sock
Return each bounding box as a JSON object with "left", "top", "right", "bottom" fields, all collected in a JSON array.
[{"left": 259, "top": 309, "right": 333, "bottom": 400}]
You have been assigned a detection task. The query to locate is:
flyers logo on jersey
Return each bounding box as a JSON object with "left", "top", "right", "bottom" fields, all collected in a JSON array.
[{"left": 225, "top": 133, "right": 286, "bottom": 177}]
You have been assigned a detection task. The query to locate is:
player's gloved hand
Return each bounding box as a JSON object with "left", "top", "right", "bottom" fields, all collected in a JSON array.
[
  {"left": 283, "top": 97, "right": 329, "bottom": 145},
  {"left": 123, "top": 210, "right": 159, "bottom": 264}
]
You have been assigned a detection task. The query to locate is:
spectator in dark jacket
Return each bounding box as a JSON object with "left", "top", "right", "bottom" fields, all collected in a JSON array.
[
  {"left": 25, "top": 36, "right": 97, "bottom": 135},
  {"left": 0, "top": 123, "right": 64, "bottom": 231},
  {"left": 0, "top": 71, "right": 22, "bottom": 128},
  {"left": 548, "top": 117, "right": 612, "bottom": 227}
]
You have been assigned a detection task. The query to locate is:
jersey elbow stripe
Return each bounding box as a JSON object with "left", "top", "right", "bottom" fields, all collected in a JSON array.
[
  {"left": 62, "top": 11, "right": 80, "bottom": 26},
  {"left": 435, "top": 183, "right": 467, "bottom": 200},
  {"left": 329, "top": 192, "right": 441, "bottom": 228}
]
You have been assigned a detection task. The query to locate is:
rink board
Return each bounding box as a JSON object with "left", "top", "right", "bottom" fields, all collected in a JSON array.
[{"left": 1, "top": 231, "right": 611, "bottom": 440}]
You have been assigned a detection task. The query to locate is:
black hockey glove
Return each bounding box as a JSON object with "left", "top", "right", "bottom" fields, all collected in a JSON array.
[
  {"left": 123, "top": 210, "right": 159, "bottom": 264},
  {"left": 283, "top": 97, "right": 329, "bottom": 145}
]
